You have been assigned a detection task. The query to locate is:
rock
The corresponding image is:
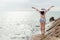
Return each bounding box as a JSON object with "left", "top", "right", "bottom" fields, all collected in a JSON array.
[{"left": 31, "top": 34, "right": 60, "bottom": 40}]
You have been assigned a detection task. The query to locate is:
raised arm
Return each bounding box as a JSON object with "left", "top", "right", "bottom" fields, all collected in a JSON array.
[
  {"left": 45, "top": 6, "right": 54, "bottom": 12},
  {"left": 32, "top": 7, "right": 40, "bottom": 12}
]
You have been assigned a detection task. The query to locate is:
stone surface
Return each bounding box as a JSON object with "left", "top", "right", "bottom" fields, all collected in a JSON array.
[{"left": 32, "top": 18, "right": 60, "bottom": 40}]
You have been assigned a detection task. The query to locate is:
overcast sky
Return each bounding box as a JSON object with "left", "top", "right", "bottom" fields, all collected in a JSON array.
[
  {"left": 0, "top": 0, "right": 60, "bottom": 11},
  {"left": 0, "top": 0, "right": 60, "bottom": 25}
]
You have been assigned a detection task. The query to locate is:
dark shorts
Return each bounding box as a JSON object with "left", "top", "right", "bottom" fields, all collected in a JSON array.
[{"left": 40, "top": 18, "right": 46, "bottom": 22}]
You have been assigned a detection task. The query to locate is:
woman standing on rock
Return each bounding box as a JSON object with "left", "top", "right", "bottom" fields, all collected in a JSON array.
[{"left": 32, "top": 6, "right": 54, "bottom": 35}]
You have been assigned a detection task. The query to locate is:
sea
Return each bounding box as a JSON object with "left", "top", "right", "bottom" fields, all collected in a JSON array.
[{"left": 0, "top": 11, "right": 60, "bottom": 40}]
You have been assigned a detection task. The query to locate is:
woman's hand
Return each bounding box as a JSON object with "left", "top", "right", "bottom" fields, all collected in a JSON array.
[
  {"left": 32, "top": 7, "right": 36, "bottom": 9},
  {"left": 51, "top": 6, "right": 55, "bottom": 8},
  {"left": 45, "top": 6, "right": 55, "bottom": 13},
  {"left": 32, "top": 7, "right": 40, "bottom": 12}
]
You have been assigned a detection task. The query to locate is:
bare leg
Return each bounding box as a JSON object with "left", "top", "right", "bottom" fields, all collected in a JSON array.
[
  {"left": 39, "top": 22, "right": 46, "bottom": 40},
  {"left": 40, "top": 22, "right": 45, "bottom": 35}
]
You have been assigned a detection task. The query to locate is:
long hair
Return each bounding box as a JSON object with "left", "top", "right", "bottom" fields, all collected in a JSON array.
[{"left": 40, "top": 8, "right": 46, "bottom": 15}]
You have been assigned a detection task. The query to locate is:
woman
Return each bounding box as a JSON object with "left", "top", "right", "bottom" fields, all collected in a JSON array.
[{"left": 32, "top": 6, "right": 54, "bottom": 35}]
